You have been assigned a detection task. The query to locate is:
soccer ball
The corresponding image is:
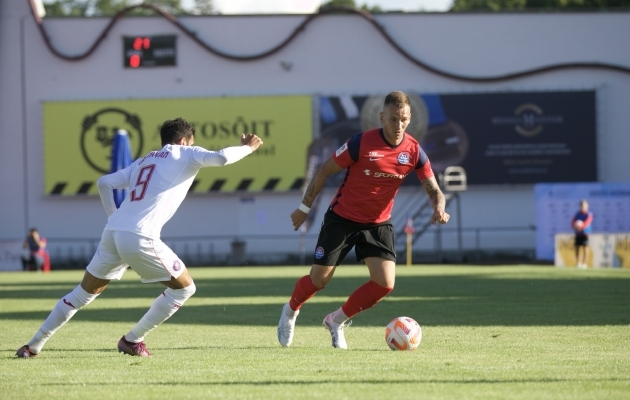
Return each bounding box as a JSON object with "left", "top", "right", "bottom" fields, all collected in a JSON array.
[
  {"left": 573, "top": 220, "right": 584, "bottom": 230},
  {"left": 385, "top": 316, "right": 422, "bottom": 351}
]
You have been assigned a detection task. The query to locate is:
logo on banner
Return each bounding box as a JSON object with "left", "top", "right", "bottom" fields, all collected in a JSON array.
[
  {"left": 80, "top": 108, "right": 144, "bottom": 173},
  {"left": 491, "top": 103, "right": 563, "bottom": 137}
]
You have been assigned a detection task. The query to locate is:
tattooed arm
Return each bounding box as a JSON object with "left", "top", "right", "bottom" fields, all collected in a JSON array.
[
  {"left": 421, "top": 176, "right": 450, "bottom": 225},
  {"left": 291, "top": 156, "right": 343, "bottom": 231}
]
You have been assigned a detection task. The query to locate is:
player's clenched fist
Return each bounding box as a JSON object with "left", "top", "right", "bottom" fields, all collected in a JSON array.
[
  {"left": 431, "top": 209, "right": 450, "bottom": 225},
  {"left": 290, "top": 209, "right": 308, "bottom": 231},
  {"left": 241, "top": 133, "right": 263, "bottom": 151}
]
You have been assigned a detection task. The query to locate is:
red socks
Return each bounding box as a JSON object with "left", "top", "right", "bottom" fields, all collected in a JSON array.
[
  {"left": 289, "top": 275, "right": 322, "bottom": 311},
  {"left": 288, "top": 275, "right": 393, "bottom": 318},
  {"left": 341, "top": 280, "right": 393, "bottom": 318}
]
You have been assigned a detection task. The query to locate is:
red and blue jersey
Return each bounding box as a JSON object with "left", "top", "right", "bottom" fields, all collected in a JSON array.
[
  {"left": 330, "top": 128, "right": 434, "bottom": 224},
  {"left": 572, "top": 211, "right": 593, "bottom": 234}
]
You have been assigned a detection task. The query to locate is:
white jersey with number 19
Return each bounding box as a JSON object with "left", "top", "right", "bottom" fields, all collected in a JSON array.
[{"left": 97, "top": 144, "right": 252, "bottom": 240}]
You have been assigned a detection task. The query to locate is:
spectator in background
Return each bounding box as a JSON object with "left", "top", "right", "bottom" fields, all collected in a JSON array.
[
  {"left": 22, "top": 228, "right": 47, "bottom": 272},
  {"left": 572, "top": 200, "right": 593, "bottom": 269}
]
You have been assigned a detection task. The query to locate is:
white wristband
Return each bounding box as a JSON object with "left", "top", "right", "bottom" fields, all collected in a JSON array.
[{"left": 298, "top": 203, "right": 311, "bottom": 213}]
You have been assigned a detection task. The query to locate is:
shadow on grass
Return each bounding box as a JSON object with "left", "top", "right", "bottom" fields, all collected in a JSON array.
[
  {"left": 1, "top": 273, "right": 629, "bottom": 326},
  {"left": 37, "top": 378, "right": 630, "bottom": 386}
]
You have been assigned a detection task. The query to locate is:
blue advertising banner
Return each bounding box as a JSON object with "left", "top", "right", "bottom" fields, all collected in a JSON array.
[
  {"left": 535, "top": 182, "right": 630, "bottom": 260},
  {"left": 312, "top": 91, "right": 597, "bottom": 186}
]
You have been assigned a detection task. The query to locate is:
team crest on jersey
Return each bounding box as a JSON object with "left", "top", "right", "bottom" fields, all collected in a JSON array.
[
  {"left": 173, "top": 260, "right": 182, "bottom": 271},
  {"left": 335, "top": 143, "right": 348, "bottom": 157},
  {"left": 397, "top": 152, "right": 411, "bottom": 165},
  {"left": 315, "top": 246, "right": 325, "bottom": 259}
]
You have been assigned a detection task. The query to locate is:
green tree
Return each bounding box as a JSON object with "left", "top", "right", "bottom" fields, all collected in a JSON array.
[
  {"left": 320, "top": 0, "right": 357, "bottom": 8},
  {"left": 43, "top": 0, "right": 188, "bottom": 17},
  {"left": 451, "top": 0, "right": 630, "bottom": 10},
  {"left": 192, "top": 0, "right": 214, "bottom": 15},
  {"left": 319, "top": 0, "right": 383, "bottom": 13},
  {"left": 44, "top": 0, "right": 91, "bottom": 16},
  {"left": 360, "top": 4, "right": 383, "bottom": 12}
]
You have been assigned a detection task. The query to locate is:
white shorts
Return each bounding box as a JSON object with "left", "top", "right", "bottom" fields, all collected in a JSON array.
[{"left": 86, "top": 230, "right": 185, "bottom": 283}]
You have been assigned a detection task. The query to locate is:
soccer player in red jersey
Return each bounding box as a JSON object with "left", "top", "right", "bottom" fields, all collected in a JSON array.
[{"left": 277, "top": 91, "right": 450, "bottom": 349}]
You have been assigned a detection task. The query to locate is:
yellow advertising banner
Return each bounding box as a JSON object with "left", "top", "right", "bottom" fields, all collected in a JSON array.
[
  {"left": 555, "top": 233, "right": 630, "bottom": 268},
  {"left": 43, "top": 96, "right": 312, "bottom": 195}
]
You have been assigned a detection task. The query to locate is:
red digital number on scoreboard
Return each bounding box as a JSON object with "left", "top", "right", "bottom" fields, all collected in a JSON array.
[{"left": 123, "top": 35, "right": 176, "bottom": 68}]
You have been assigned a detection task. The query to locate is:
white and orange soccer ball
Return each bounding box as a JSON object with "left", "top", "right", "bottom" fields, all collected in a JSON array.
[
  {"left": 573, "top": 219, "right": 584, "bottom": 231},
  {"left": 385, "top": 316, "right": 422, "bottom": 351}
]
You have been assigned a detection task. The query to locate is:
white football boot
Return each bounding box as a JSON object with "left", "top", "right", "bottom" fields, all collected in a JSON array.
[
  {"left": 277, "top": 303, "right": 299, "bottom": 347},
  {"left": 323, "top": 312, "right": 351, "bottom": 350}
]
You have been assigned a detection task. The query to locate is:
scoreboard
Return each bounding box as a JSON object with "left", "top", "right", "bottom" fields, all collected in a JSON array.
[{"left": 123, "top": 35, "right": 176, "bottom": 68}]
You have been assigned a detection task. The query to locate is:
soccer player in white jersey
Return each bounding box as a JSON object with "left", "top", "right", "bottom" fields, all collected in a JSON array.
[{"left": 16, "top": 118, "right": 263, "bottom": 358}]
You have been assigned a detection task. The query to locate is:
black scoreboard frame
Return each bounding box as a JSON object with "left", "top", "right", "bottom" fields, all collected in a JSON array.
[{"left": 123, "top": 35, "right": 177, "bottom": 68}]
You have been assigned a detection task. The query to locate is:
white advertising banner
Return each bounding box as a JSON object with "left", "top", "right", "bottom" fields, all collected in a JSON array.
[
  {"left": 0, "top": 241, "right": 25, "bottom": 271},
  {"left": 555, "top": 233, "right": 630, "bottom": 268}
]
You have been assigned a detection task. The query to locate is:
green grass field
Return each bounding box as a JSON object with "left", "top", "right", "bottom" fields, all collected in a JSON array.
[{"left": 1, "top": 265, "right": 629, "bottom": 399}]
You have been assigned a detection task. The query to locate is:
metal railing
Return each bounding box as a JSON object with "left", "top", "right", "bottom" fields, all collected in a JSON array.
[
  {"left": 43, "top": 225, "right": 536, "bottom": 269},
  {"left": 396, "top": 225, "right": 537, "bottom": 264}
]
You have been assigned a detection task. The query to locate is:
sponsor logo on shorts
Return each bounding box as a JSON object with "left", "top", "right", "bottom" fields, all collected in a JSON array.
[
  {"left": 315, "top": 246, "right": 325, "bottom": 259},
  {"left": 173, "top": 260, "right": 182, "bottom": 271},
  {"left": 335, "top": 143, "right": 348, "bottom": 157},
  {"left": 397, "top": 152, "right": 410, "bottom": 165}
]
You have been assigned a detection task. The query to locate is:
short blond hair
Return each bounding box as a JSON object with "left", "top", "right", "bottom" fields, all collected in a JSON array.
[{"left": 384, "top": 91, "right": 410, "bottom": 109}]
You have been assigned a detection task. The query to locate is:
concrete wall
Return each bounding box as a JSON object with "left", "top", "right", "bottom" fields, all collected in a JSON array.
[{"left": 1, "top": 0, "right": 629, "bottom": 260}]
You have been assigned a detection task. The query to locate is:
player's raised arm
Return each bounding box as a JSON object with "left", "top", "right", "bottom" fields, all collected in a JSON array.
[
  {"left": 240, "top": 133, "right": 263, "bottom": 151},
  {"left": 198, "top": 133, "right": 263, "bottom": 167},
  {"left": 420, "top": 176, "right": 450, "bottom": 225},
  {"left": 291, "top": 156, "right": 343, "bottom": 231}
]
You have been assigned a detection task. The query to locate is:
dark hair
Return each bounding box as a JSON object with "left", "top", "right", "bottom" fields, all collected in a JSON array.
[
  {"left": 384, "top": 91, "right": 411, "bottom": 109},
  {"left": 160, "top": 118, "right": 195, "bottom": 146}
]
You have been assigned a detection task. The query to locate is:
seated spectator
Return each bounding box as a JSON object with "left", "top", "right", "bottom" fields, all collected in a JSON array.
[{"left": 22, "top": 228, "right": 49, "bottom": 272}]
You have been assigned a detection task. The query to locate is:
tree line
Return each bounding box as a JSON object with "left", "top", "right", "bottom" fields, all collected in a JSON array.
[{"left": 43, "top": 0, "right": 630, "bottom": 17}]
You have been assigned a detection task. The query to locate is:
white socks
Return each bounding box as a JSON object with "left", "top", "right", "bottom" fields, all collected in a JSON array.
[
  {"left": 284, "top": 304, "right": 297, "bottom": 318},
  {"left": 125, "top": 283, "right": 196, "bottom": 343},
  {"left": 27, "top": 285, "right": 99, "bottom": 353},
  {"left": 24, "top": 282, "right": 197, "bottom": 353},
  {"left": 330, "top": 307, "right": 349, "bottom": 325}
]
